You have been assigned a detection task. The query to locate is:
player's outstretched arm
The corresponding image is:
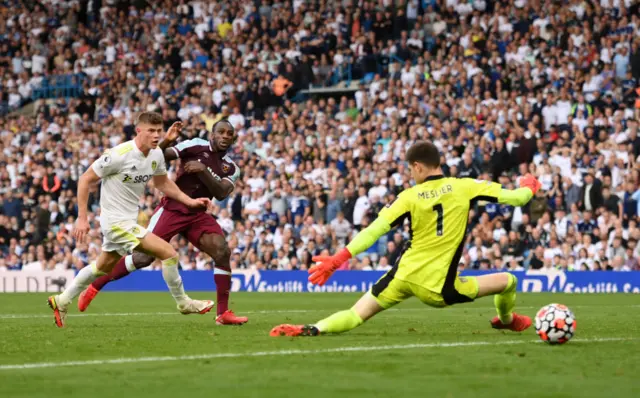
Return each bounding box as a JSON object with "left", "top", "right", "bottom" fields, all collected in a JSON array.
[
  {"left": 153, "top": 174, "right": 210, "bottom": 209},
  {"left": 183, "top": 161, "right": 234, "bottom": 201},
  {"left": 310, "top": 217, "right": 391, "bottom": 285},
  {"left": 498, "top": 188, "right": 534, "bottom": 207},
  {"left": 310, "top": 195, "right": 407, "bottom": 286},
  {"left": 497, "top": 174, "right": 542, "bottom": 207}
]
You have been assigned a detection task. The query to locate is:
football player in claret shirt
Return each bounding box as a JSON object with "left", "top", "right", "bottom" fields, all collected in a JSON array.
[{"left": 80, "top": 119, "right": 248, "bottom": 325}]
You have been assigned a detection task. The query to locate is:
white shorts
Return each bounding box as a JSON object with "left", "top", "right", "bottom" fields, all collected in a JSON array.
[{"left": 101, "top": 220, "right": 148, "bottom": 256}]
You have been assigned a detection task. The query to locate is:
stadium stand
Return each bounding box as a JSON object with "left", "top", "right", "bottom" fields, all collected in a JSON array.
[{"left": 0, "top": 0, "right": 639, "bottom": 273}]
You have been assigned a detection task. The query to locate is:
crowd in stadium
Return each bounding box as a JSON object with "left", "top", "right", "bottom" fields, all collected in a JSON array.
[{"left": 0, "top": 0, "right": 639, "bottom": 273}]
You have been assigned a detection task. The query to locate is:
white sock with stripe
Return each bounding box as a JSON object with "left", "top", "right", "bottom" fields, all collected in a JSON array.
[
  {"left": 161, "top": 256, "right": 189, "bottom": 304},
  {"left": 58, "top": 262, "right": 106, "bottom": 307}
]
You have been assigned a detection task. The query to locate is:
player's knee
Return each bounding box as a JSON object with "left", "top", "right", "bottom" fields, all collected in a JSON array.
[
  {"left": 203, "top": 234, "right": 230, "bottom": 263},
  {"left": 132, "top": 252, "right": 155, "bottom": 268},
  {"left": 212, "top": 243, "right": 230, "bottom": 264},
  {"left": 159, "top": 240, "right": 178, "bottom": 260},
  {"left": 158, "top": 247, "right": 178, "bottom": 262},
  {"left": 503, "top": 273, "right": 517, "bottom": 293},
  {"left": 219, "top": 242, "right": 231, "bottom": 259},
  {"left": 476, "top": 272, "right": 516, "bottom": 297}
]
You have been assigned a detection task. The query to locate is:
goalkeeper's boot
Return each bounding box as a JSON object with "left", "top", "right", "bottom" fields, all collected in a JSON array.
[
  {"left": 490, "top": 313, "right": 532, "bottom": 332},
  {"left": 216, "top": 310, "right": 248, "bottom": 325},
  {"left": 78, "top": 285, "right": 99, "bottom": 312},
  {"left": 178, "top": 299, "right": 215, "bottom": 315},
  {"left": 47, "top": 295, "right": 68, "bottom": 328},
  {"left": 270, "top": 324, "right": 320, "bottom": 337}
]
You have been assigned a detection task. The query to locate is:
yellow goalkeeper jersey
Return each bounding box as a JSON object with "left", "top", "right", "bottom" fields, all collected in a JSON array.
[{"left": 376, "top": 176, "right": 502, "bottom": 294}]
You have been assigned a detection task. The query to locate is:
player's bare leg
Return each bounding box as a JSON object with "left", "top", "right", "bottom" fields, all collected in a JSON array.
[
  {"left": 48, "top": 251, "right": 120, "bottom": 327},
  {"left": 270, "top": 292, "right": 383, "bottom": 337},
  {"left": 476, "top": 273, "right": 531, "bottom": 332},
  {"left": 79, "top": 252, "right": 153, "bottom": 312},
  {"left": 136, "top": 232, "right": 214, "bottom": 315},
  {"left": 198, "top": 233, "right": 248, "bottom": 325}
]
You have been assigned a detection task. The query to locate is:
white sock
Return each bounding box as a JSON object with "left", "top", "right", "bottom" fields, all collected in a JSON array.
[
  {"left": 124, "top": 255, "right": 137, "bottom": 273},
  {"left": 58, "top": 262, "right": 105, "bottom": 307},
  {"left": 161, "top": 256, "right": 188, "bottom": 304}
]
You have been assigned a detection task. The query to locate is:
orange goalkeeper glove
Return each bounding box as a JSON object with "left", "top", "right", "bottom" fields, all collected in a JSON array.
[
  {"left": 309, "top": 248, "right": 352, "bottom": 286},
  {"left": 520, "top": 174, "right": 542, "bottom": 194}
]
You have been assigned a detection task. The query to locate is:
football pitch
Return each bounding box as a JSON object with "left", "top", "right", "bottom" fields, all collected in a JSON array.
[{"left": 0, "top": 293, "right": 638, "bottom": 398}]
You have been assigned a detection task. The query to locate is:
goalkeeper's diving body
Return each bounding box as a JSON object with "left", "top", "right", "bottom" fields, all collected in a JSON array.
[{"left": 270, "top": 141, "right": 541, "bottom": 337}]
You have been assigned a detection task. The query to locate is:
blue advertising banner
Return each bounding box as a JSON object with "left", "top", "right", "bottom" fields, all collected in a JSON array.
[{"left": 99, "top": 270, "right": 640, "bottom": 294}]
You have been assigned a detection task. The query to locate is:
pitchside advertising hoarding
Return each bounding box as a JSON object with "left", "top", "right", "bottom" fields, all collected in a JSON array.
[
  {"left": 1, "top": 269, "right": 640, "bottom": 293},
  {"left": 0, "top": 270, "right": 76, "bottom": 293}
]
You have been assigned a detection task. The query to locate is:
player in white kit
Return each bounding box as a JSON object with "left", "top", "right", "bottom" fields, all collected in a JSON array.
[{"left": 48, "top": 112, "right": 214, "bottom": 327}]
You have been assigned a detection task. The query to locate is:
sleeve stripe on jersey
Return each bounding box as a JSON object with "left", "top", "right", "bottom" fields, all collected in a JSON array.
[
  {"left": 389, "top": 211, "right": 409, "bottom": 229},
  {"left": 175, "top": 138, "right": 209, "bottom": 152},
  {"left": 169, "top": 147, "right": 179, "bottom": 158},
  {"left": 116, "top": 143, "right": 134, "bottom": 156},
  {"left": 471, "top": 195, "right": 499, "bottom": 204},
  {"left": 222, "top": 176, "right": 235, "bottom": 186}
]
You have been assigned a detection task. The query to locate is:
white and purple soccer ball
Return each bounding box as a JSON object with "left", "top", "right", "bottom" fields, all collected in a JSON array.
[{"left": 535, "top": 304, "right": 576, "bottom": 345}]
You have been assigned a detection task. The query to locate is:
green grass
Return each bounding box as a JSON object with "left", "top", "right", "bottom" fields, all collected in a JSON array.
[{"left": 0, "top": 293, "right": 639, "bottom": 398}]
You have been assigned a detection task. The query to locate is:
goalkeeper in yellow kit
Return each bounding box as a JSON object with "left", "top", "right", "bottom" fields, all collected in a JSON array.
[{"left": 270, "top": 141, "right": 541, "bottom": 337}]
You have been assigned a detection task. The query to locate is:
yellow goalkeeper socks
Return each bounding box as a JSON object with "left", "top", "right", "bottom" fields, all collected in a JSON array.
[
  {"left": 494, "top": 273, "right": 517, "bottom": 324},
  {"left": 315, "top": 308, "right": 364, "bottom": 334}
]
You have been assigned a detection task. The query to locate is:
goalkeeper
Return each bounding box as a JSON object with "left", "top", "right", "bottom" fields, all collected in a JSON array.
[{"left": 270, "top": 141, "right": 541, "bottom": 337}]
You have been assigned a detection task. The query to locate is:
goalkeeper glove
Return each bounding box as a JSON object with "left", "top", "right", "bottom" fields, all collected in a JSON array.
[
  {"left": 309, "top": 248, "right": 352, "bottom": 286},
  {"left": 520, "top": 174, "right": 542, "bottom": 194}
]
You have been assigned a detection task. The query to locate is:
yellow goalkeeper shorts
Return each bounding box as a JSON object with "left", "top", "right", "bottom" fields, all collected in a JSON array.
[{"left": 369, "top": 275, "right": 479, "bottom": 309}]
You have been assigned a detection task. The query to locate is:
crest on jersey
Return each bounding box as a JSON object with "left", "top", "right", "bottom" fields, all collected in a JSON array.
[
  {"left": 151, "top": 161, "right": 157, "bottom": 172},
  {"left": 222, "top": 163, "right": 230, "bottom": 173}
]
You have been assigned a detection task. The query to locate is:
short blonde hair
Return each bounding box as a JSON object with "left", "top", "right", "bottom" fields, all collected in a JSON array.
[{"left": 135, "top": 111, "right": 163, "bottom": 126}]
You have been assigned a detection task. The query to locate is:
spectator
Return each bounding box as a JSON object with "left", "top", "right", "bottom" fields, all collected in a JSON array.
[
  {"left": 580, "top": 174, "right": 604, "bottom": 212},
  {"left": 602, "top": 187, "right": 623, "bottom": 216},
  {"left": 0, "top": 0, "right": 638, "bottom": 274},
  {"left": 352, "top": 187, "right": 370, "bottom": 230},
  {"left": 330, "top": 212, "right": 352, "bottom": 246},
  {"left": 529, "top": 190, "right": 549, "bottom": 225},
  {"left": 42, "top": 166, "right": 62, "bottom": 199}
]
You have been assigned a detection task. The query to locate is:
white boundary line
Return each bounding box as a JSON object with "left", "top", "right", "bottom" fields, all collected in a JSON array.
[
  {"left": 0, "top": 309, "right": 312, "bottom": 319},
  {"left": 0, "top": 337, "right": 634, "bottom": 371},
  {"left": 2, "top": 304, "right": 640, "bottom": 320}
]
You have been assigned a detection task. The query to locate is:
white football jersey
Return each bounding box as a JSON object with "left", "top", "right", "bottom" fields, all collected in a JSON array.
[{"left": 92, "top": 140, "right": 167, "bottom": 227}]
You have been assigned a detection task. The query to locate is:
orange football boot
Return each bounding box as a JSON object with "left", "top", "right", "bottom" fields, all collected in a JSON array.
[
  {"left": 490, "top": 313, "right": 532, "bottom": 332},
  {"left": 78, "top": 285, "right": 99, "bottom": 312}
]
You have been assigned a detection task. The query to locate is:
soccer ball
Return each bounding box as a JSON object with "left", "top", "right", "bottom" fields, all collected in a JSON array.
[{"left": 535, "top": 304, "right": 576, "bottom": 345}]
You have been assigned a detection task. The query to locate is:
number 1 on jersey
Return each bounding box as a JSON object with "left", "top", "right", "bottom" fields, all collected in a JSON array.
[{"left": 432, "top": 204, "right": 444, "bottom": 236}]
